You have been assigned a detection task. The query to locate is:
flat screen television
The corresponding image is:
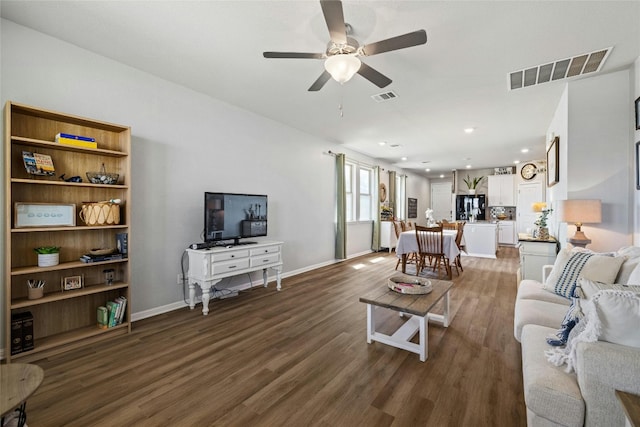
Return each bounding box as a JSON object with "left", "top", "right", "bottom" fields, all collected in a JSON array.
[{"left": 204, "top": 192, "right": 268, "bottom": 245}]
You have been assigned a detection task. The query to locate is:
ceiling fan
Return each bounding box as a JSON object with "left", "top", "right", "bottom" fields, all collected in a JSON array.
[{"left": 263, "top": 0, "right": 427, "bottom": 91}]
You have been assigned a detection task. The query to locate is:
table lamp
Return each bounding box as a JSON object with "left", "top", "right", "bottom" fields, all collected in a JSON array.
[{"left": 556, "top": 199, "right": 601, "bottom": 247}]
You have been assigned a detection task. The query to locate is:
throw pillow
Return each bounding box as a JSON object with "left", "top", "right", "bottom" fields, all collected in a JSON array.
[
  {"left": 578, "top": 278, "right": 640, "bottom": 299},
  {"left": 628, "top": 262, "right": 640, "bottom": 285},
  {"left": 543, "top": 249, "right": 624, "bottom": 298}
]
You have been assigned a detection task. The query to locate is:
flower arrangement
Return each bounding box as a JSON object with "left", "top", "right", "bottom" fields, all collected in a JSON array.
[
  {"left": 425, "top": 208, "right": 435, "bottom": 225},
  {"left": 534, "top": 208, "right": 553, "bottom": 228}
]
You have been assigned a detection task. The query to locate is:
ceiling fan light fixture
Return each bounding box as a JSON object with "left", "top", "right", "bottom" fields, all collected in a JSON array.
[{"left": 324, "top": 54, "right": 361, "bottom": 84}]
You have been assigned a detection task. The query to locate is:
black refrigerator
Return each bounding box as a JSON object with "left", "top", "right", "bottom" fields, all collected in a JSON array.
[{"left": 456, "top": 194, "right": 486, "bottom": 220}]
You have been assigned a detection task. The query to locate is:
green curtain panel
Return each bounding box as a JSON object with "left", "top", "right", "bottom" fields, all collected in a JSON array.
[
  {"left": 371, "top": 166, "right": 381, "bottom": 251},
  {"left": 335, "top": 153, "right": 347, "bottom": 259}
]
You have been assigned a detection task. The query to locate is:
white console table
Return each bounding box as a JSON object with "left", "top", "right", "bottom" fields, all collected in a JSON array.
[{"left": 186, "top": 241, "right": 283, "bottom": 315}]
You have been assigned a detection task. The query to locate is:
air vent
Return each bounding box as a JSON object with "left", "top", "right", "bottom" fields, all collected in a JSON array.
[
  {"left": 371, "top": 91, "right": 398, "bottom": 102},
  {"left": 508, "top": 48, "right": 612, "bottom": 91}
]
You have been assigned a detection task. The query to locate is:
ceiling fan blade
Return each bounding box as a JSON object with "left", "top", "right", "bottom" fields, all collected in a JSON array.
[
  {"left": 357, "top": 62, "right": 392, "bottom": 88},
  {"left": 308, "top": 71, "right": 332, "bottom": 91},
  {"left": 361, "top": 29, "right": 427, "bottom": 56},
  {"left": 263, "top": 52, "right": 325, "bottom": 59},
  {"left": 320, "top": 0, "right": 347, "bottom": 45}
]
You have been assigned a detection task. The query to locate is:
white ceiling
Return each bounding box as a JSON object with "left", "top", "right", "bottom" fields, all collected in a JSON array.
[{"left": 2, "top": 1, "right": 639, "bottom": 178}]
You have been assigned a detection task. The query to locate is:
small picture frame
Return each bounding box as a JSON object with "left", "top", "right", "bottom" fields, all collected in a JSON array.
[
  {"left": 62, "top": 275, "right": 83, "bottom": 291},
  {"left": 546, "top": 137, "right": 559, "bottom": 187},
  {"left": 635, "top": 96, "right": 640, "bottom": 130}
]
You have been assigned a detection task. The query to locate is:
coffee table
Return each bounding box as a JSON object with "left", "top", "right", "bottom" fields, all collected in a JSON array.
[
  {"left": 359, "top": 276, "right": 453, "bottom": 362},
  {"left": 1, "top": 363, "right": 44, "bottom": 427}
]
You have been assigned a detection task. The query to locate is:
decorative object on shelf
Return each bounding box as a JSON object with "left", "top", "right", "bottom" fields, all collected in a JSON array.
[
  {"left": 520, "top": 163, "right": 537, "bottom": 180},
  {"left": 55, "top": 132, "right": 97, "bottom": 149},
  {"left": 463, "top": 174, "right": 483, "bottom": 194},
  {"left": 388, "top": 275, "right": 432, "bottom": 294},
  {"left": 546, "top": 137, "right": 559, "bottom": 187},
  {"left": 103, "top": 268, "right": 115, "bottom": 286},
  {"left": 89, "top": 248, "right": 115, "bottom": 256},
  {"left": 532, "top": 203, "right": 552, "bottom": 240},
  {"left": 34, "top": 246, "right": 60, "bottom": 267},
  {"left": 61, "top": 275, "right": 83, "bottom": 291},
  {"left": 380, "top": 203, "right": 393, "bottom": 220},
  {"left": 58, "top": 173, "right": 83, "bottom": 183},
  {"left": 494, "top": 167, "right": 514, "bottom": 175},
  {"left": 15, "top": 202, "right": 76, "bottom": 228},
  {"left": 79, "top": 200, "right": 121, "bottom": 225},
  {"left": 27, "top": 279, "right": 45, "bottom": 299},
  {"left": 86, "top": 163, "right": 119, "bottom": 184},
  {"left": 22, "top": 151, "right": 55, "bottom": 176},
  {"left": 556, "top": 199, "right": 602, "bottom": 248}
]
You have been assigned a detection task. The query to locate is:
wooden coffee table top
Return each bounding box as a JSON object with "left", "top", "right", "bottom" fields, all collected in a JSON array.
[
  {"left": 359, "top": 275, "right": 453, "bottom": 317},
  {"left": 1, "top": 363, "right": 44, "bottom": 417}
]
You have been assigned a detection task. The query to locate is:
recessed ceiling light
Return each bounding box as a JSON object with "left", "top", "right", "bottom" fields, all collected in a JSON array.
[
  {"left": 464, "top": 128, "right": 475, "bottom": 134},
  {"left": 422, "top": 161, "right": 431, "bottom": 164},
  {"left": 401, "top": 157, "right": 408, "bottom": 161},
  {"left": 439, "top": 174, "right": 445, "bottom": 178},
  {"left": 378, "top": 141, "right": 386, "bottom": 146},
  {"left": 514, "top": 160, "right": 520, "bottom": 164},
  {"left": 521, "top": 148, "right": 529, "bottom": 153},
  {"left": 425, "top": 168, "right": 431, "bottom": 172},
  {"left": 465, "top": 165, "right": 471, "bottom": 169}
]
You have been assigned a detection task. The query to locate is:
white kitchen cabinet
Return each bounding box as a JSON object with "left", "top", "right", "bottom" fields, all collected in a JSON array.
[
  {"left": 498, "top": 221, "right": 516, "bottom": 245},
  {"left": 380, "top": 221, "right": 397, "bottom": 253},
  {"left": 462, "top": 222, "right": 498, "bottom": 259},
  {"left": 488, "top": 175, "right": 516, "bottom": 206}
]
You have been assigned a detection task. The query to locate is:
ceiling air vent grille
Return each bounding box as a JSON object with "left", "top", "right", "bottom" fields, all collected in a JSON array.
[
  {"left": 508, "top": 47, "right": 611, "bottom": 91},
  {"left": 371, "top": 91, "right": 398, "bottom": 102}
]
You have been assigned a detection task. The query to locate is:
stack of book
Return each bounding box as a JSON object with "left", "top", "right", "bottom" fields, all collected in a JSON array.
[
  {"left": 97, "top": 296, "right": 127, "bottom": 329},
  {"left": 80, "top": 252, "right": 124, "bottom": 263},
  {"left": 55, "top": 132, "right": 97, "bottom": 149}
]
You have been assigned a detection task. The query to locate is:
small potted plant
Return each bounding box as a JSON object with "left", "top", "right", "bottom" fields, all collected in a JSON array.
[
  {"left": 34, "top": 246, "right": 60, "bottom": 267},
  {"left": 534, "top": 208, "right": 553, "bottom": 240},
  {"left": 463, "top": 175, "right": 484, "bottom": 195}
]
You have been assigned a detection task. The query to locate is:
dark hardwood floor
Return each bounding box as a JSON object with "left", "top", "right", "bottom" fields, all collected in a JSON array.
[{"left": 24, "top": 247, "right": 525, "bottom": 426}]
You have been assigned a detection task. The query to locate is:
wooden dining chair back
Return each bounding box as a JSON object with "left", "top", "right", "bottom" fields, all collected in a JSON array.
[
  {"left": 414, "top": 225, "right": 451, "bottom": 278},
  {"left": 394, "top": 221, "right": 416, "bottom": 270},
  {"left": 441, "top": 221, "right": 457, "bottom": 231},
  {"left": 454, "top": 221, "right": 466, "bottom": 273}
]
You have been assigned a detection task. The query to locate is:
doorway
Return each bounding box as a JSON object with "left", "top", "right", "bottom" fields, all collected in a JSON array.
[
  {"left": 431, "top": 182, "right": 453, "bottom": 222},
  {"left": 517, "top": 181, "right": 543, "bottom": 234}
]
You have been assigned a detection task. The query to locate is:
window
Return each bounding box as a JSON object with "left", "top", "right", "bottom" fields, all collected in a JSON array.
[
  {"left": 395, "top": 174, "right": 406, "bottom": 220},
  {"left": 345, "top": 162, "right": 373, "bottom": 222}
]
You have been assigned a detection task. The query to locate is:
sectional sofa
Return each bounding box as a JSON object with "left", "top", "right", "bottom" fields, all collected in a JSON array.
[{"left": 514, "top": 246, "right": 640, "bottom": 426}]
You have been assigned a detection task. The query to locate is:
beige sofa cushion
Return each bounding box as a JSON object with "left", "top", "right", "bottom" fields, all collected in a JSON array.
[
  {"left": 517, "top": 280, "right": 571, "bottom": 305},
  {"left": 521, "top": 324, "right": 585, "bottom": 427},
  {"left": 514, "top": 298, "right": 569, "bottom": 342}
]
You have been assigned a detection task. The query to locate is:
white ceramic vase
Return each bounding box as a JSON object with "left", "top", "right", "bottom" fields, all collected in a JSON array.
[
  {"left": 37, "top": 253, "right": 59, "bottom": 267},
  {"left": 468, "top": 189, "right": 476, "bottom": 195}
]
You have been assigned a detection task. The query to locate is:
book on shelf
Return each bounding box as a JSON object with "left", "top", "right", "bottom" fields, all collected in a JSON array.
[
  {"left": 115, "top": 296, "right": 127, "bottom": 324},
  {"left": 10, "top": 312, "right": 34, "bottom": 354},
  {"left": 104, "top": 296, "right": 127, "bottom": 328},
  {"left": 55, "top": 133, "right": 97, "bottom": 149},
  {"left": 97, "top": 306, "right": 108, "bottom": 329},
  {"left": 80, "top": 253, "right": 124, "bottom": 263},
  {"left": 22, "top": 151, "right": 55, "bottom": 176},
  {"left": 56, "top": 132, "right": 96, "bottom": 142},
  {"left": 106, "top": 301, "right": 119, "bottom": 328}
]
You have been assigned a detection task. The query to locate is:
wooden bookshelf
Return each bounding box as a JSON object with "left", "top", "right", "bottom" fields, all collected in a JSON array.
[{"left": 3, "top": 101, "right": 132, "bottom": 362}]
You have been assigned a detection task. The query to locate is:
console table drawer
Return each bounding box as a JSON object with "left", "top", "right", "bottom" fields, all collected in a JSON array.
[
  {"left": 211, "top": 250, "right": 249, "bottom": 262},
  {"left": 250, "top": 253, "right": 280, "bottom": 267},
  {"left": 250, "top": 246, "right": 280, "bottom": 256},
  {"left": 211, "top": 258, "right": 250, "bottom": 275}
]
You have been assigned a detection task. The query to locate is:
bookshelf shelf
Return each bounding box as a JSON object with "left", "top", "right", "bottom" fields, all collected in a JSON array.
[{"left": 4, "top": 101, "right": 132, "bottom": 362}]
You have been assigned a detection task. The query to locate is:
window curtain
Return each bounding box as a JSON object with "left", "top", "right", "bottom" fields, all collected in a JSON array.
[
  {"left": 388, "top": 171, "right": 396, "bottom": 219},
  {"left": 398, "top": 174, "right": 407, "bottom": 220},
  {"left": 371, "top": 166, "right": 381, "bottom": 251},
  {"left": 335, "top": 153, "right": 347, "bottom": 259}
]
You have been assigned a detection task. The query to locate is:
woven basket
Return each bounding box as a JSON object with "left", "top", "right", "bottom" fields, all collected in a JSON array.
[
  {"left": 388, "top": 276, "right": 432, "bottom": 295},
  {"left": 79, "top": 202, "right": 120, "bottom": 226}
]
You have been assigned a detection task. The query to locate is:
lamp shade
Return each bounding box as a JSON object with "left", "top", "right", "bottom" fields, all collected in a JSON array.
[
  {"left": 557, "top": 199, "right": 602, "bottom": 224},
  {"left": 324, "top": 54, "right": 361, "bottom": 84},
  {"left": 531, "top": 202, "right": 547, "bottom": 213}
]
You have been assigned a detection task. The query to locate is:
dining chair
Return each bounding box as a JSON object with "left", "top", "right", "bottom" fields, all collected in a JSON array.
[
  {"left": 414, "top": 225, "right": 452, "bottom": 279},
  {"left": 441, "top": 221, "right": 457, "bottom": 231},
  {"left": 454, "top": 221, "right": 466, "bottom": 273},
  {"left": 394, "top": 221, "right": 416, "bottom": 270}
]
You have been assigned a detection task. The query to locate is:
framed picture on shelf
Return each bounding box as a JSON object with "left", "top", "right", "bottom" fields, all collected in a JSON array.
[
  {"left": 14, "top": 203, "right": 76, "bottom": 228},
  {"left": 546, "top": 137, "right": 559, "bottom": 187},
  {"left": 62, "top": 275, "right": 83, "bottom": 291},
  {"left": 636, "top": 141, "right": 640, "bottom": 190},
  {"left": 635, "top": 96, "right": 640, "bottom": 130}
]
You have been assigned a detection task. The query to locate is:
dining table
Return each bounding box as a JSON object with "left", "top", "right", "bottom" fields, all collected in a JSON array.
[{"left": 396, "top": 229, "right": 460, "bottom": 278}]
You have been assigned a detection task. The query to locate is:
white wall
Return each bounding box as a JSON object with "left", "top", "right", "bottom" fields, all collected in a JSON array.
[
  {"left": 547, "top": 70, "right": 634, "bottom": 252},
  {"left": 634, "top": 57, "right": 640, "bottom": 245},
  {"left": 0, "top": 20, "right": 427, "bottom": 325}
]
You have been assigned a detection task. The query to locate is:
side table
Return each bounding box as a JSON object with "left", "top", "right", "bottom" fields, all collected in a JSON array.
[
  {"left": 1, "top": 364, "right": 44, "bottom": 427},
  {"left": 616, "top": 390, "right": 640, "bottom": 427}
]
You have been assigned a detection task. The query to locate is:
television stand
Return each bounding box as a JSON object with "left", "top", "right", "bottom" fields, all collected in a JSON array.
[
  {"left": 186, "top": 241, "right": 283, "bottom": 315},
  {"left": 234, "top": 240, "right": 257, "bottom": 245}
]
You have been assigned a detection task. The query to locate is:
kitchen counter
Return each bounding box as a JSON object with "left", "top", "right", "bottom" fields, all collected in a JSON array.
[{"left": 462, "top": 222, "right": 498, "bottom": 259}]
